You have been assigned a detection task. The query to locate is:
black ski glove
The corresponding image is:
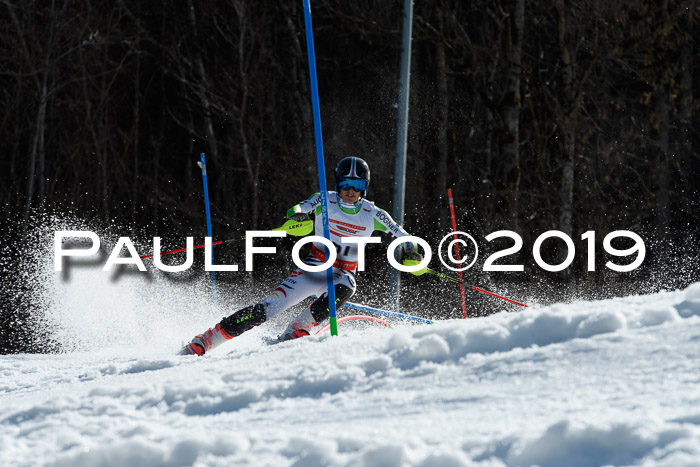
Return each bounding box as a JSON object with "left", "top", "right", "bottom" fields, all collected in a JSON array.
[
  {"left": 400, "top": 241, "right": 426, "bottom": 276},
  {"left": 289, "top": 213, "right": 309, "bottom": 222},
  {"left": 400, "top": 241, "right": 423, "bottom": 262}
]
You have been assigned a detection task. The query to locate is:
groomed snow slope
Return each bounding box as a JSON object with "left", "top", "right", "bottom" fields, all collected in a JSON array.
[{"left": 2, "top": 280, "right": 700, "bottom": 466}]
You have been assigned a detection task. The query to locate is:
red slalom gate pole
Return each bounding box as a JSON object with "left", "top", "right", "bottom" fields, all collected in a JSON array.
[
  {"left": 425, "top": 268, "right": 529, "bottom": 308},
  {"left": 139, "top": 240, "right": 226, "bottom": 259},
  {"left": 447, "top": 188, "right": 468, "bottom": 318},
  {"left": 470, "top": 286, "right": 529, "bottom": 307}
]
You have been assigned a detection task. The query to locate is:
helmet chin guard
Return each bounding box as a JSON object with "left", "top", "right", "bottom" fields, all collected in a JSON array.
[{"left": 337, "top": 196, "right": 363, "bottom": 210}]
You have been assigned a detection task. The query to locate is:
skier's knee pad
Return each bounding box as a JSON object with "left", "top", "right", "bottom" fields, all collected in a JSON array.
[
  {"left": 220, "top": 303, "right": 267, "bottom": 337},
  {"left": 309, "top": 284, "right": 354, "bottom": 323}
]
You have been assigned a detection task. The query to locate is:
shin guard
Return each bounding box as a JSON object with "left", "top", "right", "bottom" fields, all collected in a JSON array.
[
  {"left": 309, "top": 284, "right": 354, "bottom": 323},
  {"left": 220, "top": 303, "right": 267, "bottom": 338}
]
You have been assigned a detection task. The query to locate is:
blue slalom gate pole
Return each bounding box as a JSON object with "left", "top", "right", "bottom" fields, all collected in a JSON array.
[
  {"left": 198, "top": 153, "right": 218, "bottom": 307},
  {"left": 303, "top": 0, "right": 337, "bottom": 335}
]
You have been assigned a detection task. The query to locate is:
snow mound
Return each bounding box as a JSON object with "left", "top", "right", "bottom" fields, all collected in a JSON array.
[
  {"left": 384, "top": 284, "right": 694, "bottom": 370},
  {"left": 480, "top": 420, "right": 697, "bottom": 467},
  {"left": 675, "top": 281, "right": 700, "bottom": 318}
]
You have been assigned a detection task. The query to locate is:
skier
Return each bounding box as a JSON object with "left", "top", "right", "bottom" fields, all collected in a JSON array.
[{"left": 180, "top": 156, "right": 423, "bottom": 356}]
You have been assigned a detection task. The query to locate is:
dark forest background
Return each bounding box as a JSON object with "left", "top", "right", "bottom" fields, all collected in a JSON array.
[{"left": 1, "top": 1, "right": 699, "bottom": 352}]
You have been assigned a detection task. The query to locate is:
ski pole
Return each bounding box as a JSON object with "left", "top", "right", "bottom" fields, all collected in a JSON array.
[
  {"left": 140, "top": 218, "right": 313, "bottom": 259},
  {"left": 309, "top": 296, "right": 434, "bottom": 324},
  {"left": 315, "top": 315, "right": 391, "bottom": 336},
  {"left": 344, "top": 301, "right": 434, "bottom": 324},
  {"left": 424, "top": 268, "right": 529, "bottom": 307}
]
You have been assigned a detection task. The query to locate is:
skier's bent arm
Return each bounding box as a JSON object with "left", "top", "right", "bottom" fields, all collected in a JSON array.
[
  {"left": 287, "top": 193, "right": 321, "bottom": 221},
  {"left": 372, "top": 208, "right": 425, "bottom": 275}
]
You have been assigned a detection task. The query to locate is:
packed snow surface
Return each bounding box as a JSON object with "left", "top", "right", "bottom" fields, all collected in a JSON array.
[{"left": 2, "top": 261, "right": 700, "bottom": 466}]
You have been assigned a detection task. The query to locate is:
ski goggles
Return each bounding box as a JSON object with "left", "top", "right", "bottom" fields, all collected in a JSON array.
[{"left": 338, "top": 178, "right": 367, "bottom": 192}]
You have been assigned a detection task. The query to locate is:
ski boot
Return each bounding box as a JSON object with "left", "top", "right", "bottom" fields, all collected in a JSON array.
[{"left": 280, "top": 307, "right": 317, "bottom": 341}]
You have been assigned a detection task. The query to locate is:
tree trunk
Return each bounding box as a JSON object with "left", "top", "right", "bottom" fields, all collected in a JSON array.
[
  {"left": 559, "top": 134, "right": 575, "bottom": 239},
  {"left": 132, "top": 52, "right": 141, "bottom": 223},
  {"left": 555, "top": 0, "right": 576, "bottom": 240},
  {"left": 500, "top": 0, "right": 524, "bottom": 232},
  {"left": 22, "top": 0, "right": 56, "bottom": 228},
  {"left": 655, "top": 76, "right": 671, "bottom": 240},
  {"left": 23, "top": 84, "right": 47, "bottom": 227},
  {"left": 676, "top": 15, "right": 694, "bottom": 226},
  {"left": 435, "top": 9, "right": 449, "bottom": 219},
  {"left": 281, "top": 0, "right": 314, "bottom": 181},
  {"left": 187, "top": 0, "right": 220, "bottom": 164},
  {"left": 233, "top": 1, "right": 260, "bottom": 229}
]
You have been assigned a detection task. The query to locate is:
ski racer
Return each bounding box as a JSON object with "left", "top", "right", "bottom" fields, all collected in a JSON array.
[{"left": 180, "top": 156, "right": 423, "bottom": 356}]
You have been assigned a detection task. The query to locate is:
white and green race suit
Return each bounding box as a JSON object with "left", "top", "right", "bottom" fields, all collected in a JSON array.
[{"left": 263, "top": 192, "right": 412, "bottom": 337}]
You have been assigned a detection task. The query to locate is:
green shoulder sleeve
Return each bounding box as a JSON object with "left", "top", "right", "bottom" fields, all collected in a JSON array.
[
  {"left": 286, "top": 192, "right": 321, "bottom": 218},
  {"left": 374, "top": 218, "right": 388, "bottom": 232}
]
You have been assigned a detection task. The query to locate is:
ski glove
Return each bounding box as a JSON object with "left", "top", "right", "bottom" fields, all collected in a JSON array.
[
  {"left": 400, "top": 241, "right": 421, "bottom": 261},
  {"left": 289, "top": 213, "right": 309, "bottom": 222},
  {"left": 400, "top": 241, "right": 426, "bottom": 276}
]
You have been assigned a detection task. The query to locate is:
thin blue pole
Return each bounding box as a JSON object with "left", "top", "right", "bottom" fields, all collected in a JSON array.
[
  {"left": 302, "top": 0, "right": 337, "bottom": 335},
  {"left": 198, "top": 153, "right": 218, "bottom": 307},
  {"left": 344, "top": 301, "right": 433, "bottom": 325}
]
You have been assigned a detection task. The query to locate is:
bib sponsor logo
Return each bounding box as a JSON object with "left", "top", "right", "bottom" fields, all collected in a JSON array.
[
  {"left": 335, "top": 225, "right": 359, "bottom": 235},
  {"left": 330, "top": 219, "right": 366, "bottom": 231}
]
